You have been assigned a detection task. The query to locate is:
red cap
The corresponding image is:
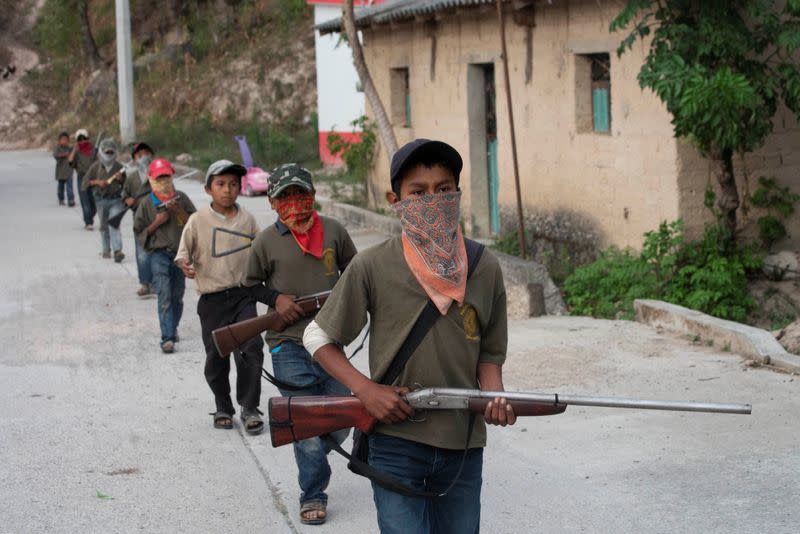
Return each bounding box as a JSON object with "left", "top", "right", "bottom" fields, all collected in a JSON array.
[{"left": 148, "top": 158, "right": 175, "bottom": 179}]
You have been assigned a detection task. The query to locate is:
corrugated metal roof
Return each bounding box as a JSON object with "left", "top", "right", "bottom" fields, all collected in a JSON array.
[{"left": 315, "top": 0, "right": 495, "bottom": 33}]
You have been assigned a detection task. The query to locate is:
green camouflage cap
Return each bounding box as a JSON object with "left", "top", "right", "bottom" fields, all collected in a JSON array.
[{"left": 267, "top": 163, "right": 314, "bottom": 198}]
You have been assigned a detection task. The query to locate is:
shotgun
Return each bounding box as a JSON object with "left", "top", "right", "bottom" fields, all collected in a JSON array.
[
  {"left": 212, "top": 290, "right": 331, "bottom": 357},
  {"left": 267, "top": 388, "right": 752, "bottom": 447}
]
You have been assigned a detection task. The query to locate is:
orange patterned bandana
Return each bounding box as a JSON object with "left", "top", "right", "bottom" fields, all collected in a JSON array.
[{"left": 392, "top": 191, "right": 467, "bottom": 314}]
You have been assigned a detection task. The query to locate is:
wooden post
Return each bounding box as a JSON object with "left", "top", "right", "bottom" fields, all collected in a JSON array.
[{"left": 496, "top": 0, "right": 527, "bottom": 258}]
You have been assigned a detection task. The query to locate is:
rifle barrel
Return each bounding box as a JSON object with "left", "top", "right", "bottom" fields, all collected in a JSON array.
[{"left": 406, "top": 388, "right": 751, "bottom": 415}]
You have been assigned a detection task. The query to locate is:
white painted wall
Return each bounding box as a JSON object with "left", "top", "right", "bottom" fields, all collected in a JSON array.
[{"left": 314, "top": 5, "right": 365, "bottom": 132}]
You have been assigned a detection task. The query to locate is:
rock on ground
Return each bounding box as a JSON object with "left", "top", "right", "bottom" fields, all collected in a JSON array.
[{"left": 777, "top": 319, "right": 800, "bottom": 355}]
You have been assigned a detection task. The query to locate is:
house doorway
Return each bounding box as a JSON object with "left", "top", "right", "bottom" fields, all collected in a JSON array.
[{"left": 467, "top": 63, "right": 499, "bottom": 237}]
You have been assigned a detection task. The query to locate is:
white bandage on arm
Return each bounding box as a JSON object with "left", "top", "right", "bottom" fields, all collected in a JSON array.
[{"left": 303, "top": 320, "right": 337, "bottom": 359}]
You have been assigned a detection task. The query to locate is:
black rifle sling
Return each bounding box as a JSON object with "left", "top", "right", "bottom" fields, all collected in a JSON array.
[{"left": 325, "top": 239, "right": 485, "bottom": 498}]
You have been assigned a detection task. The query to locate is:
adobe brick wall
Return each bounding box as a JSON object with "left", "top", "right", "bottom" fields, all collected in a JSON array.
[{"left": 359, "top": 0, "right": 800, "bottom": 251}]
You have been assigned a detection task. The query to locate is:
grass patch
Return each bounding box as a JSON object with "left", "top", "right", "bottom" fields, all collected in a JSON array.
[{"left": 140, "top": 114, "right": 320, "bottom": 173}]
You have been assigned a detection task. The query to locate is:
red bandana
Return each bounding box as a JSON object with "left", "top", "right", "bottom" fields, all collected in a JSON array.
[
  {"left": 289, "top": 211, "right": 324, "bottom": 259},
  {"left": 78, "top": 141, "right": 93, "bottom": 156},
  {"left": 274, "top": 194, "right": 324, "bottom": 258}
]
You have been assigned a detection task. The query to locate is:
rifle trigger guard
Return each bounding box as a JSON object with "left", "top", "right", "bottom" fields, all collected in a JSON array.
[{"left": 408, "top": 409, "right": 427, "bottom": 423}]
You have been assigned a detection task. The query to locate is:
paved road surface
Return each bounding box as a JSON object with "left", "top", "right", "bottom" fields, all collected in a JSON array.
[{"left": 1, "top": 150, "right": 797, "bottom": 533}]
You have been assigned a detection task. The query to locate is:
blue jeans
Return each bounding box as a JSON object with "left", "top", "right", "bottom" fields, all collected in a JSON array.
[
  {"left": 150, "top": 249, "right": 185, "bottom": 344},
  {"left": 135, "top": 237, "right": 152, "bottom": 285},
  {"left": 77, "top": 174, "right": 96, "bottom": 225},
  {"left": 95, "top": 195, "right": 124, "bottom": 254},
  {"left": 368, "top": 433, "right": 483, "bottom": 534},
  {"left": 57, "top": 177, "right": 74, "bottom": 203},
  {"left": 271, "top": 341, "right": 350, "bottom": 505}
]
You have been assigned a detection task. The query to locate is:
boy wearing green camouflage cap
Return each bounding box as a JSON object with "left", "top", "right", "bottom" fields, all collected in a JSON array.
[{"left": 242, "top": 163, "right": 358, "bottom": 525}]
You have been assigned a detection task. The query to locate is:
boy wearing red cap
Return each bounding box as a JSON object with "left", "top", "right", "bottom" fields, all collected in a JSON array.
[{"left": 133, "top": 158, "right": 197, "bottom": 353}]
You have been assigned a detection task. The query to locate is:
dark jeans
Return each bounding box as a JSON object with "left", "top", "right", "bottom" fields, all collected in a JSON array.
[
  {"left": 272, "top": 341, "right": 349, "bottom": 505},
  {"left": 57, "top": 177, "right": 74, "bottom": 203},
  {"left": 150, "top": 249, "right": 184, "bottom": 344},
  {"left": 135, "top": 236, "right": 152, "bottom": 286},
  {"left": 198, "top": 287, "right": 264, "bottom": 414},
  {"left": 76, "top": 174, "right": 96, "bottom": 225},
  {"left": 368, "top": 433, "right": 483, "bottom": 534}
]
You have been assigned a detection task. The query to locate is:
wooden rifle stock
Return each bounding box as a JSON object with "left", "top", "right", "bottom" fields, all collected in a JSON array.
[
  {"left": 267, "top": 394, "right": 567, "bottom": 447},
  {"left": 211, "top": 291, "right": 331, "bottom": 357},
  {"left": 268, "top": 395, "right": 377, "bottom": 447}
]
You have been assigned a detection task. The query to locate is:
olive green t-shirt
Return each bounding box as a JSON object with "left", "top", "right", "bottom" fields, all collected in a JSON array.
[
  {"left": 81, "top": 160, "right": 125, "bottom": 198},
  {"left": 133, "top": 191, "right": 197, "bottom": 253},
  {"left": 242, "top": 215, "right": 357, "bottom": 348},
  {"left": 71, "top": 150, "right": 95, "bottom": 177},
  {"left": 314, "top": 236, "right": 508, "bottom": 450}
]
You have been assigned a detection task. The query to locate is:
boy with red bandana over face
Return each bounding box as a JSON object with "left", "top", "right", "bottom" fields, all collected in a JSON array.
[
  {"left": 303, "top": 139, "right": 515, "bottom": 534},
  {"left": 68, "top": 128, "right": 97, "bottom": 229},
  {"left": 133, "top": 158, "right": 196, "bottom": 353},
  {"left": 242, "top": 163, "right": 357, "bottom": 526}
]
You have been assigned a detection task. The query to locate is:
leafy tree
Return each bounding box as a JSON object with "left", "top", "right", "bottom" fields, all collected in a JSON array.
[{"left": 611, "top": 1, "right": 800, "bottom": 243}]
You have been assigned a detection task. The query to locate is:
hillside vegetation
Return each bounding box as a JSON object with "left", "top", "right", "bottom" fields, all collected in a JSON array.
[{"left": 11, "top": 0, "right": 321, "bottom": 169}]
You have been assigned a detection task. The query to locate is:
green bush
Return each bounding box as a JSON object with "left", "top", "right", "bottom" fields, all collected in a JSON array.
[
  {"left": 32, "top": 0, "right": 80, "bottom": 58},
  {"left": 141, "top": 114, "right": 320, "bottom": 173},
  {"left": 565, "top": 220, "right": 762, "bottom": 322},
  {"left": 564, "top": 247, "right": 657, "bottom": 320},
  {"left": 327, "top": 116, "right": 377, "bottom": 184}
]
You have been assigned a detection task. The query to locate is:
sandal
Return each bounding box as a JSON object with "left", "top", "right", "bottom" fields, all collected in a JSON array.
[
  {"left": 212, "top": 411, "right": 233, "bottom": 429},
  {"left": 300, "top": 501, "right": 327, "bottom": 525},
  {"left": 241, "top": 408, "right": 264, "bottom": 435}
]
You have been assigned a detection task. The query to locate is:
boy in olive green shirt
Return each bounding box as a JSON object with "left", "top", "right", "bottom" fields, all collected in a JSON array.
[
  {"left": 133, "top": 158, "right": 196, "bottom": 353},
  {"left": 303, "top": 139, "right": 515, "bottom": 534},
  {"left": 53, "top": 132, "right": 75, "bottom": 206},
  {"left": 242, "top": 163, "right": 356, "bottom": 525},
  {"left": 82, "top": 138, "right": 126, "bottom": 262}
]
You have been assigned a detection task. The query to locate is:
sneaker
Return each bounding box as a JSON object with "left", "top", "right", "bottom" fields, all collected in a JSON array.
[
  {"left": 68, "top": 202, "right": 75, "bottom": 207},
  {"left": 85, "top": 224, "right": 94, "bottom": 231},
  {"left": 58, "top": 200, "right": 65, "bottom": 206},
  {"left": 161, "top": 341, "right": 175, "bottom": 354},
  {"left": 102, "top": 251, "right": 111, "bottom": 259},
  {"left": 114, "top": 250, "right": 125, "bottom": 263},
  {"left": 136, "top": 284, "right": 151, "bottom": 297}
]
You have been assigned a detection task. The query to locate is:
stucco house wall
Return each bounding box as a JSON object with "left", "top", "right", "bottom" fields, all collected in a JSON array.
[{"left": 357, "top": 0, "right": 800, "bottom": 251}]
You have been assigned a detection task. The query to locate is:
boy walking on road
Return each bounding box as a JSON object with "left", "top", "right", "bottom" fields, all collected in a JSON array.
[
  {"left": 123, "top": 142, "right": 155, "bottom": 297},
  {"left": 134, "top": 158, "right": 196, "bottom": 354},
  {"left": 53, "top": 132, "right": 74, "bottom": 206},
  {"left": 303, "top": 139, "right": 516, "bottom": 534},
  {"left": 82, "top": 138, "right": 126, "bottom": 262},
  {"left": 242, "top": 164, "right": 357, "bottom": 526},
  {"left": 68, "top": 128, "right": 96, "bottom": 229},
  {"left": 175, "top": 160, "right": 264, "bottom": 433}
]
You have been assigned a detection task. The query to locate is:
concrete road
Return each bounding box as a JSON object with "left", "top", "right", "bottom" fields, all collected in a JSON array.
[{"left": 1, "top": 150, "right": 797, "bottom": 534}]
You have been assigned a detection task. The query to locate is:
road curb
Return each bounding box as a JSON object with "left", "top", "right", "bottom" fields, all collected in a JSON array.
[
  {"left": 317, "top": 198, "right": 567, "bottom": 318},
  {"left": 634, "top": 299, "right": 800, "bottom": 373}
]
